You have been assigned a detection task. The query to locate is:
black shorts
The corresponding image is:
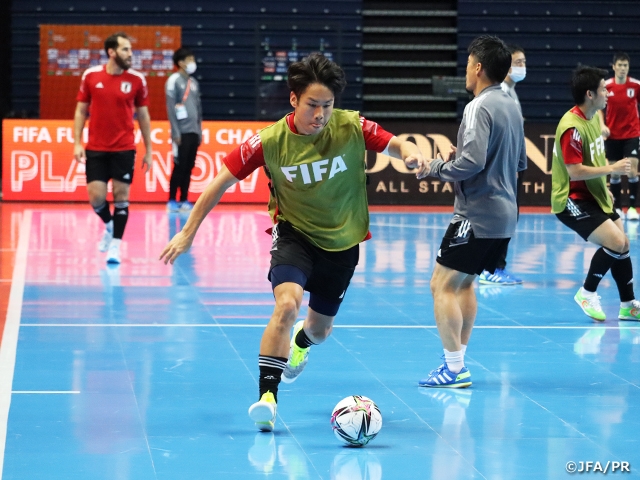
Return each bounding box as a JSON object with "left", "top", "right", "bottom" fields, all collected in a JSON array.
[
  {"left": 605, "top": 137, "right": 639, "bottom": 162},
  {"left": 85, "top": 150, "right": 136, "bottom": 184},
  {"left": 436, "top": 219, "right": 510, "bottom": 275},
  {"left": 268, "top": 221, "right": 359, "bottom": 303},
  {"left": 556, "top": 198, "right": 620, "bottom": 241}
]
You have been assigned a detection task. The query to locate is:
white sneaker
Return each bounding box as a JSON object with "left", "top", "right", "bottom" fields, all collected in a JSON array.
[
  {"left": 98, "top": 220, "right": 114, "bottom": 252},
  {"left": 627, "top": 207, "right": 639, "bottom": 221},
  {"left": 106, "top": 239, "right": 121, "bottom": 264},
  {"left": 248, "top": 391, "right": 277, "bottom": 432},
  {"left": 616, "top": 208, "right": 626, "bottom": 220}
]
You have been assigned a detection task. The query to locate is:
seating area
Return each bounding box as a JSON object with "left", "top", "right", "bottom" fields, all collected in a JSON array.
[
  {"left": 11, "top": 0, "right": 363, "bottom": 119},
  {"left": 10, "top": 1, "right": 640, "bottom": 123},
  {"left": 458, "top": 0, "right": 640, "bottom": 122}
]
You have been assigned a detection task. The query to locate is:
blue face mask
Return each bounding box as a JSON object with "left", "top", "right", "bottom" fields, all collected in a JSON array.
[{"left": 510, "top": 66, "right": 526, "bottom": 83}]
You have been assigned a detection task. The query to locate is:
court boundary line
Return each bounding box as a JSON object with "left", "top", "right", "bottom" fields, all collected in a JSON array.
[
  {"left": 18, "top": 323, "right": 639, "bottom": 329},
  {"left": 0, "top": 210, "right": 31, "bottom": 479}
]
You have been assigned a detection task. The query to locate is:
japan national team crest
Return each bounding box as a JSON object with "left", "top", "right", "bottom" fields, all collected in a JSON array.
[{"left": 121, "top": 81, "right": 132, "bottom": 94}]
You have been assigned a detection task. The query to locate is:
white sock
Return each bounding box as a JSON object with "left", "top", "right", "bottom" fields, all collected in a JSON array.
[
  {"left": 461, "top": 344, "right": 467, "bottom": 355},
  {"left": 444, "top": 349, "right": 464, "bottom": 374},
  {"left": 581, "top": 287, "right": 596, "bottom": 297},
  {"left": 621, "top": 300, "right": 634, "bottom": 308}
]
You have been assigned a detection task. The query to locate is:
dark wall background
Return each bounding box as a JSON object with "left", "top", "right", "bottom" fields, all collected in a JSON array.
[
  {"left": 457, "top": 0, "right": 640, "bottom": 123},
  {"left": 10, "top": 0, "right": 363, "bottom": 120}
]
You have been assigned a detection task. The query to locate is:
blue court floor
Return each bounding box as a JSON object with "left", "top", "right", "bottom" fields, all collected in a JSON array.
[{"left": 1, "top": 204, "right": 639, "bottom": 479}]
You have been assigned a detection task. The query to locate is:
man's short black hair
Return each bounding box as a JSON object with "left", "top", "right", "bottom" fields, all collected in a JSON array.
[
  {"left": 508, "top": 44, "right": 525, "bottom": 56},
  {"left": 287, "top": 52, "right": 347, "bottom": 98},
  {"left": 467, "top": 35, "right": 512, "bottom": 84},
  {"left": 173, "top": 47, "right": 194, "bottom": 68},
  {"left": 570, "top": 66, "right": 608, "bottom": 105},
  {"left": 104, "top": 32, "right": 129, "bottom": 55},
  {"left": 613, "top": 51, "right": 630, "bottom": 65}
]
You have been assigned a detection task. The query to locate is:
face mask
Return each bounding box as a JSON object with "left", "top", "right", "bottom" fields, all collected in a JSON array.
[
  {"left": 185, "top": 62, "right": 197, "bottom": 75},
  {"left": 510, "top": 66, "right": 526, "bottom": 83}
]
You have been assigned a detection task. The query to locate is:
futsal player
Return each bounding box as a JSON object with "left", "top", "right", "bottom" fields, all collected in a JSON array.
[
  {"left": 552, "top": 66, "right": 640, "bottom": 322},
  {"left": 160, "top": 53, "right": 426, "bottom": 431},
  {"left": 598, "top": 52, "right": 640, "bottom": 220},
  {"left": 73, "top": 32, "right": 153, "bottom": 264},
  {"left": 417, "top": 35, "right": 527, "bottom": 388}
]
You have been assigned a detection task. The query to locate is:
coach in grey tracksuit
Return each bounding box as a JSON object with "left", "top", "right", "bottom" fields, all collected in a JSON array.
[
  {"left": 165, "top": 47, "right": 202, "bottom": 210},
  {"left": 429, "top": 83, "right": 527, "bottom": 239},
  {"left": 417, "top": 35, "right": 526, "bottom": 389}
]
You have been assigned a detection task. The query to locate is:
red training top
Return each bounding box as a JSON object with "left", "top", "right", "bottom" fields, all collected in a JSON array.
[
  {"left": 604, "top": 77, "right": 640, "bottom": 140},
  {"left": 561, "top": 106, "right": 595, "bottom": 202},
  {"left": 223, "top": 112, "right": 394, "bottom": 180},
  {"left": 76, "top": 65, "right": 149, "bottom": 151}
]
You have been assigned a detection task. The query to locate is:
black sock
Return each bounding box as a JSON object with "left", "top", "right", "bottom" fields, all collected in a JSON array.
[
  {"left": 258, "top": 355, "right": 287, "bottom": 402},
  {"left": 610, "top": 180, "right": 622, "bottom": 209},
  {"left": 295, "top": 327, "right": 316, "bottom": 349},
  {"left": 629, "top": 177, "right": 639, "bottom": 208},
  {"left": 610, "top": 252, "right": 634, "bottom": 302},
  {"left": 93, "top": 201, "right": 112, "bottom": 224},
  {"left": 113, "top": 201, "right": 129, "bottom": 239},
  {"left": 584, "top": 247, "right": 618, "bottom": 292}
]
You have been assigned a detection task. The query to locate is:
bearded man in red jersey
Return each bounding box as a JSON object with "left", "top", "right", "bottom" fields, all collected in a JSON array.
[{"left": 74, "top": 32, "right": 153, "bottom": 264}]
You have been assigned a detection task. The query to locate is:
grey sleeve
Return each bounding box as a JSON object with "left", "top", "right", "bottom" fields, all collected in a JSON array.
[
  {"left": 165, "top": 79, "right": 180, "bottom": 138},
  {"left": 429, "top": 107, "right": 489, "bottom": 181},
  {"left": 517, "top": 131, "right": 527, "bottom": 172}
]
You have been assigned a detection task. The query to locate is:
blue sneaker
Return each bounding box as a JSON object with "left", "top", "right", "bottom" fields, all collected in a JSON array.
[
  {"left": 167, "top": 200, "right": 180, "bottom": 212},
  {"left": 419, "top": 363, "right": 472, "bottom": 388},
  {"left": 478, "top": 268, "right": 522, "bottom": 285}
]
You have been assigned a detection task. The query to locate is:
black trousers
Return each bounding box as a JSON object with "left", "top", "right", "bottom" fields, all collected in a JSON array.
[{"left": 169, "top": 132, "right": 200, "bottom": 202}]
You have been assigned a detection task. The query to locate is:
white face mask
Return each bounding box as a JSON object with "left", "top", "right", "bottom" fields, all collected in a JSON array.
[
  {"left": 510, "top": 66, "right": 526, "bottom": 83},
  {"left": 185, "top": 62, "right": 197, "bottom": 75}
]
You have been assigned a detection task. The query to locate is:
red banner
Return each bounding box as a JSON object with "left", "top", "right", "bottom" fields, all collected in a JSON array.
[
  {"left": 40, "top": 25, "right": 181, "bottom": 121},
  {"left": 2, "top": 119, "right": 272, "bottom": 203}
]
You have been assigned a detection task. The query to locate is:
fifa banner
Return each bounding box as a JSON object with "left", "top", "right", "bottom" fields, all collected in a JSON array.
[
  {"left": 2, "top": 119, "right": 272, "bottom": 202},
  {"left": 3, "top": 119, "right": 555, "bottom": 205},
  {"left": 40, "top": 25, "right": 181, "bottom": 121},
  {"left": 365, "top": 122, "right": 556, "bottom": 206}
]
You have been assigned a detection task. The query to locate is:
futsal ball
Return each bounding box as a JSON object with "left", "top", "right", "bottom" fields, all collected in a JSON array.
[{"left": 330, "top": 395, "right": 382, "bottom": 447}]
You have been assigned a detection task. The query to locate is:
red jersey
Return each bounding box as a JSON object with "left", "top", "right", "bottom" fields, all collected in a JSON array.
[
  {"left": 76, "top": 65, "right": 149, "bottom": 151},
  {"left": 561, "top": 106, "right": 595, "bottom": 202},
  {"left": 224, "top": 113, "right": 395, "bottom": 180},
  {"left": 604, "top": 77, "right": 640, "bottom": 140}
]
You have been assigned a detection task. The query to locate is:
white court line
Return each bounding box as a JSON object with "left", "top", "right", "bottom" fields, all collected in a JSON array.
[
  {"left": 0, "top": 210, "right": 31, "bottom": 479},
  {"left": 12, "top": 391, "right": 80, "bottom": 395},
  {"left": 18, "top": 323, "right": 639, "bottom": 330}
]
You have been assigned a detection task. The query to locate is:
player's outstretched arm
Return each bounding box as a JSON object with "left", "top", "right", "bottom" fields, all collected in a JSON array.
[
  {"left": 386, "top": 136, "right": 429, "bottom": 178},
  {"left": 160, "top": 165, "right": 240, "bottom": 265},
  {"left": 566, "top": 158, "right": 630, "bottom": 181}
]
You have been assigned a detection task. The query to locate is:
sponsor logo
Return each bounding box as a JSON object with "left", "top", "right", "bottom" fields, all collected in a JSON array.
[
  {"left": 280, "top": 156, "right": 348, "bottom": 184},
  {"left": 95, "top": 82, "right": 104, "bottom": 88}
]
